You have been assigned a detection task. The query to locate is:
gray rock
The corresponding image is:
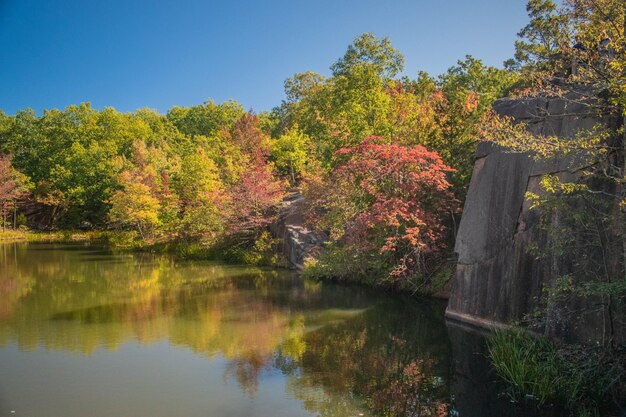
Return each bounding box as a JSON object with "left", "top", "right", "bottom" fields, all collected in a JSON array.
[
  {"left": 270, "top": 194, "right": 324, "bottom": 270},
  {"left": 446, "top": 93, "right": 624, "bottom": 344}
]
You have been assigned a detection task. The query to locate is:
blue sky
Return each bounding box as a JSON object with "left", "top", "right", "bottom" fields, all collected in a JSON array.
[{"left": 0, "top": 0, "right": 529, "bottom": 115}]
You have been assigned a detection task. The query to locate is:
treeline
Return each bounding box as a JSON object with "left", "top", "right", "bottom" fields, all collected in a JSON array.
[
  {"left": 0, "top": 33, "right": 519, "bottom": 279},
  {"left": 0, "top": 102, "right": 282, "bottom": 251}
]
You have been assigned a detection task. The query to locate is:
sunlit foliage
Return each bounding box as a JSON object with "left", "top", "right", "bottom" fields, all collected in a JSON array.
[{"left": 305, "top": 137, "right": 457, "bottom": 288}]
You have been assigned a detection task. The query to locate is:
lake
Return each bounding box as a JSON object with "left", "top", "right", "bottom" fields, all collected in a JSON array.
[{"left": 0, "top": 242, "right": 536, "bottom": 417}]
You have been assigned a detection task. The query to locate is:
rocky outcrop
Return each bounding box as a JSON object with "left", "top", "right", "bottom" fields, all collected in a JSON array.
[
  {"left": 270, "top": 194, "right": 324, "bottom": 269},
  {"left": 446, "top": 94, "right": 624, "bottom": 344}
]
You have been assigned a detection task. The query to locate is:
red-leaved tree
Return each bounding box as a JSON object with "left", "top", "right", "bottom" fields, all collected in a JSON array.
[
  {"left": 306, "top": 136, "right": 456, "bottom": 284},
  {"left": 229, "top": 162, "right": 285, "bottom": 235},
  {"left": 227, "top": 113, "right": 285, "bottom": 237}
]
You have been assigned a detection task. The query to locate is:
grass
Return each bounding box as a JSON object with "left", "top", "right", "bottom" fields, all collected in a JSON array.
[
  {"left": 488, "top": 329, "right": 566, "bottom": 405},
  {"left": 487, "top": 328, "right": 624, "bottom": 415},
  {"left": 0, "top": 228, "right": 286, "bottom": 267},
  {"left": 0, "top": 229, "right": 30, "bottom": 241},
  {"left": 0, "top": 229, "right": 108, "bottom": 242}
]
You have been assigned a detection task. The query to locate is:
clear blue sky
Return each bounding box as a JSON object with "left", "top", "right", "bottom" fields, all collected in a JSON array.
[{"left": 0, "top": 0, "right": 529, "bottom": 115}]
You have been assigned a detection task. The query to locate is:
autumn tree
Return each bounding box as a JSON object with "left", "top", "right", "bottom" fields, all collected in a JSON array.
[
  {"left": 226, "top": 113, "right": 285, "bottom": 236},
  {"left": 230, "top": 162, "right": 285, "bottom": 235},
  {"left": 305, "top": 137, "right": 456, "bottom": 290},
  {"left": 108, "top": 142, "right": 169, "bottom": 240},
  {"left": 174, "top": 147, "right": 226, "bottom": 240},
  {"left": 277, "top": 34, "right": 516, "bottom": 201},
  {"left": 108, "top": 171, "right": 161, "bottom": 240}
]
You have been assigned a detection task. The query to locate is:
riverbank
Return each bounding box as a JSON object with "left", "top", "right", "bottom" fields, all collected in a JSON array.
[
  {"left": 0, "top": 229, "right": 108, "bottom": 243},
  {"left": 0, "top": 229, "right": 288, "bottom": 267}
]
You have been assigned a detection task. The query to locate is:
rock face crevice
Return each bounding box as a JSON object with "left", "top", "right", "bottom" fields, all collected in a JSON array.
[{"left": 446, "top": 94, "right": 624, "bottom": 344}]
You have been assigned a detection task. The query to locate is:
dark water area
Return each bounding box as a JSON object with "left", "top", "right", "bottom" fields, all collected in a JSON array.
[{"left": 0, "top": 242, "right": 550, "bottom": 417}]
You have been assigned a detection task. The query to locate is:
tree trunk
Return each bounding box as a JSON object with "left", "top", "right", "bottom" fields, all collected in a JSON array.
[
  {"left": 622, "top": 110, "right": 625, "bottom": 282},
  {"left": 622, "top": 5, "right": 626, "bottom": 281},
  {"left": 137, "top": 221, "right": 145, "bottom": 241}
]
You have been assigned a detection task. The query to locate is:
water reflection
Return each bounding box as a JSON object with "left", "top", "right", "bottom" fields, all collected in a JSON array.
[{"left": 0, "top": 243, "right": 452, "bottom": 417}]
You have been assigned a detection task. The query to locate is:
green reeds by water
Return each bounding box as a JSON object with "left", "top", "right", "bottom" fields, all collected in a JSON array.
[{"left": 487, "top": 329, "right": 623, "bottom": 415}]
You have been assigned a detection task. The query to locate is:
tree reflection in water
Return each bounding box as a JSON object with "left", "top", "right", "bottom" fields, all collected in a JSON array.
[{"left": 0, "top": 242, "right": 453, "bottom": 417}]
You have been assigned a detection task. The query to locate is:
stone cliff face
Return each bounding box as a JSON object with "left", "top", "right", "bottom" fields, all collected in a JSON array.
[
  {"left": 270, "top": 194, "right": 324, "bottom": 270},
  {"left": 446, "top": 94, "right": 624, "bottom": 344}
]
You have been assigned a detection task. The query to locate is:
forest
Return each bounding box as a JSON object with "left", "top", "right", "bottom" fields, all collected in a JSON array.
[
  {"left": 1, "top": 0, "right": 624, "bottom": 293},
  {"left": 0, "top": 0, "right": 623, "bottom": 293},
  {"left": 0, "top": 32, "right": 521, "bottom": 287}
]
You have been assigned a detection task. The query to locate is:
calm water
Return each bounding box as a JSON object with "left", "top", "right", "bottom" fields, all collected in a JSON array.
[{"left": 0, "top": 243, "right": 534, "bottom": 417}]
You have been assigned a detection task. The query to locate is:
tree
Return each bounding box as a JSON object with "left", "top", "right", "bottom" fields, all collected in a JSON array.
[
  {"left": 167, "top": 100, "right": 244, "bottom": 138},
  {"left": 216, "top": 112, "right": 286, "bottom": 239},
  {"left": 275, "top": 33, "right": 404, "bottom": 168},
  {"left": 271, "top": 125, "right": 311, "bottom": 184},
  {"left": 0, "top": 155, "right": 29, "bottom": 230},
  {"left": 499, "top": 0, "right": 625, "bottom": 259},
  {"left": 513, "top": 0, "right": 573, "bottom": 71},
  {"left": 229, "top": 161, "right": 285, "bottom": 236},
  {"left": 174, "top": 147, "right": 226, "bottom": 240},
  {"left": 108, "top": 170, "right": 161, "bottom": 240},
  {"left": 426, "top": 57, "right": 520, "bottom": 193},
  {"left": 284, "top": 71, "right": 326, "bottom": 103},
  {"left": 331, "top": 33, "right": 405, "bottom": 78},
  {"left": 277, "top": 36, "right": 515, "bottom": 201},
  {"left": 230, "top": 112, "right": 272, "bottom": 160},
  {"left": 108, "top": 141, "right": 177, "bottom": 241},
  {"left": 3, "top": 103, "right": 156, "bottom": 226},
  {"left": 305, "top": 137, "right": 456, "bottom": 288}
]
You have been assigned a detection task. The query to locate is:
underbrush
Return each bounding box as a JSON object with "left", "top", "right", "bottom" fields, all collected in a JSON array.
[
  {"left": 107, "top": 230, "right": 286, "bottom": 267},
  {"left": 0, "top": 228, "right": 286, "bottom": 268},
  {"left": 302, "top": 245, "right": 454, "bottom": 296}
]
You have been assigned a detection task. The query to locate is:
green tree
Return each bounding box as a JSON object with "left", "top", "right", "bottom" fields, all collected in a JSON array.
[
  {"left": 513, "top": 0, "right": 573, "bottom": 71},
  {"left": 174, "top": 147, "right": 226, "bottom": 240},
  {"left": 278, "top": 34, "right": 401, "bottom": 166},
  {"left": 271, "top": 124, "right": 311, "bottom": 184},
  {"left": 330, "top": 32, "right": 405, "bottom": 78},
  {"left": 167, "top": 100, "right": 244, "bottom": 138}
]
